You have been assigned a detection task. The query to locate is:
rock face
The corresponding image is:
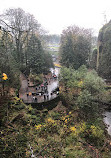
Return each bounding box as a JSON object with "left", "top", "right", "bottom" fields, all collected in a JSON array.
[{"left": 97, "top": 20, "right": 111, "bottom": 78}]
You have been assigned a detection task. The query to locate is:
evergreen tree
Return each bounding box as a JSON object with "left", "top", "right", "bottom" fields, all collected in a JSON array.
[{"left": 27, "top": 34, "right": 53, "bottom": 74}]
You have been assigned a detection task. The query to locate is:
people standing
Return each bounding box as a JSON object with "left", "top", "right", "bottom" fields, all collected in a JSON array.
[
  {"left": 35, "top": 97, "right": 38, "bottom": 102},
  {"left": 33, "top": 96, "right": 35, "bottom": 102},
  {"left": 47, "top": 94, "right": 49, "bottom": 100},
  {"left": 44, "top": 94, "right": 46, "bottom": 101}
]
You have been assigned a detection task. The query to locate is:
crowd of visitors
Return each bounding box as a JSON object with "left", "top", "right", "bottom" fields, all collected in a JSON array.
[{"left": 26, "top": 71, "right": 58, "bottom": 103}]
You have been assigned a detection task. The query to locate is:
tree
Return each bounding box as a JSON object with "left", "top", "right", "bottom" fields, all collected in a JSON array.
[
  {"left": 0, "top": 8, "right": 53, "bottom": 88},
  {"left": 26, "top": 34, "right": 44, "bottom": 74},
  {"left": 90, "top": 48, "right": 97, "bottom": 69},
  {"left": 97, "top": 20, "right": 111, "bottom": 78},
  {"left": 60, "top": 66, "right": 105, "bottom": 118},
  {"left": 60, "top": 25, "right": 92, "bottom": 69},
  {"left": 0, "top": 8, "right": 40, "bottom": 68},
  {"left": 26, "top": 34, "right": 53, "bottom": 74},
  {"left": 0, "top": 27, "right": 20, "bottom": 88}
]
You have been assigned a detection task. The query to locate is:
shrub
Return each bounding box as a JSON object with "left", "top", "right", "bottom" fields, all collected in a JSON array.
[
  {"left": 76, "top": 90, "right": 92, "bottom": 109},
  {"left": 89, "top": 125, "right": 105, "bottom": 146},
  {"left": 83, "top": 70, "right": 105, "bottom": 96},
  {"left": 29, "top": 73, "right": 43, "bottom": 85},
  {"left": 60, "top": 66, "right": 106, "bottom": 118},
  {"left": 65, "top": 146, "right": 90, "bottom": 158},
  {"left": 65, "top": 133, "right": 77, "bottom": 145},
  {"left": 49, "top": 112, "right": 61, "bottom": 120},
  {"left": 30, "top": 115, "right": 41, "bottom": 125}
]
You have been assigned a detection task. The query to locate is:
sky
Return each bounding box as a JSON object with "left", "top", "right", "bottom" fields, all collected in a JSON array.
[{"left": 0, "top": 0, "right": 111, "bottom": 35}]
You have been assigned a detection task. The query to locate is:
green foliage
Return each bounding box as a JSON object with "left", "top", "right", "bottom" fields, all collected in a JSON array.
[
  {"left": 29, "top": 73, "right": 43, "bottom": 85},
  {"left": 0, "top": 31, "right": 20, "bottom": 88},
  {"left": 1, "top": 95, "right": 109, "bottom": 157},
  {"left": 60, "top": 25, "right": 92, "bottom": 69},
  {"left": 60, "top": 65, "right": 87, "bottom": 88},
  {"left": 15, "top": 103, "right": 25, "bottom": 110},
  {"left": 90, "top": 48, "right": 97, "bottom": 69},
  {"left": 42, "top": 108, "right": 48, "bottom": 116},
  {"left": 43, "top": 52, "right": 54, "bottom": 71},
  {"left": 98, "top": 20, "right": 111, "bottom": 78},
  {"left": 0, "top": 132, "right": 27, "bottom": 158},
  {"left": 26, "top": 34, "right": 53, "bottom": 74},
  {"left": 89, "top": 125, "right": 104, "bottom": 145},
  {"left": 0, "top": 97, "right": 29, "bottom": 158},
  {"left": 65, "top": 146, "right": 90, "bottom": 158},
  {"left": 77, "top": 89, "right": 92, "bottom": 108},
  {"left": 83, "top": 70, "right": 105, "bottom": 96},
  {"left": 49, "top": 111, "right": 61, "bottom": 120},
  {"left": 0, "top": 8, "right": 53, "bottom": 90},
  {"left": 65, "top": 133, "right": 78, "bottom": 145},
  {"left": 60, "top": 66, "right": 106, "bottom": 119},
  {"left": 27, "top": 35, "right": 45, "bottom": 74}
]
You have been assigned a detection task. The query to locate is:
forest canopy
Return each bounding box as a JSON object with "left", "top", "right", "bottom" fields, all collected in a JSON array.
[
  {"left": 0, "top": 8, "right": 53, "bottom": 87},
  {"left": 60, "top": 25, "right": 93, "bottom": 69}
]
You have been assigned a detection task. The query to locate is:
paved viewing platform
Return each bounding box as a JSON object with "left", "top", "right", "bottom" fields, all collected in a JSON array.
[{"left": 19, "top": 68, "right": 60, "bottom": 104}]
